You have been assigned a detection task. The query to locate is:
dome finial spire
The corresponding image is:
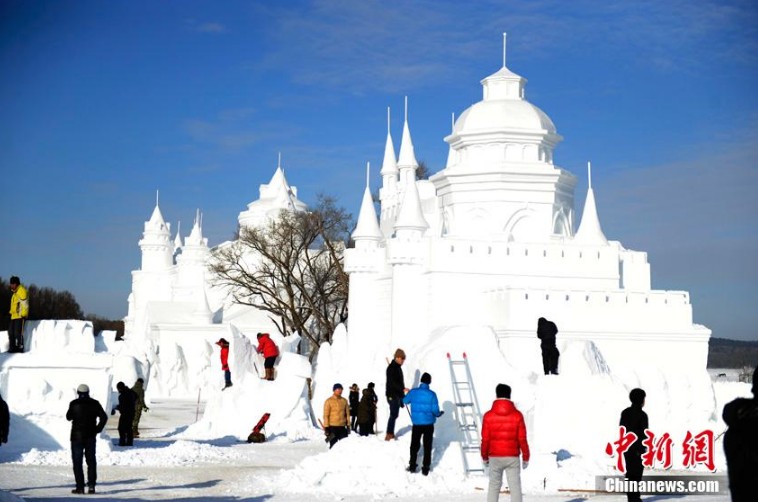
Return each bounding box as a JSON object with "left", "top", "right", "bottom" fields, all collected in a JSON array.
[
  {"left": 387, "top": 106, "right": 391, "bottom": 135},
  {"left": 365, "top": 161, "right": 370, "bottom": 189},
  {"left": 404, "top": 96, "right": 408, "bottom": 122},
  {"left": 587, "top": 160, "right": 593, "bottom": 189},
  {"left": 502, "top": 32, "right": 507, "bottom": 68},
  {"left": 451, "top": 112, "right": 455, "bottom": 132},
  {"left": 156, "top": 189, "right": 159, "bottom": 207},
  {"left": 278, "top": 151, "right": 282, "bottom": 169}
]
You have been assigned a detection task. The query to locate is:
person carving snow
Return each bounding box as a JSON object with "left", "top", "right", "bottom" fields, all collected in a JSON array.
[{"left": 256, "top": 333, "right": 279, "bottom": 381}]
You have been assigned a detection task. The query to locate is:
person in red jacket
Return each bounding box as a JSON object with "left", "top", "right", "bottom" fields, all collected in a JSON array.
[
  {"left": 481, "top": 383, "right": 530, "bottom": 502},
  {"left": 256, "top": 333, "right": 279, "bottom": 381},
  {"left": 215, "top": 338, "right": 232, "bottom": 390}
]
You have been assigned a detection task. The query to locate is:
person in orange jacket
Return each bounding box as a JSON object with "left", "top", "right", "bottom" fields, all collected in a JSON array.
[
  {"left": 256, "top": 333, "right": 279, "bottom": 381},
  {"left": 215, "top": 338, "right": 232, "bottom": 390}
]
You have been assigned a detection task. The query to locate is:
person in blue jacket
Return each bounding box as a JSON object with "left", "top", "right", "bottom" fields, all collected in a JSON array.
[{"left": 403, "top": 372, "right": 444, "bottom": 475}]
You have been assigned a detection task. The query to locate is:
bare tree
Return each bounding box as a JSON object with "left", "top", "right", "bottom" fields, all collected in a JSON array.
[{"left": 209, "top": 195, "right": 351, "bottom": 360}]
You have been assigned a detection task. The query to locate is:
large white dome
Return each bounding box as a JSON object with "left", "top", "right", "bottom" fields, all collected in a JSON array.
[{"left": 455, "top": 98, "right": 557, "bottom": 136}]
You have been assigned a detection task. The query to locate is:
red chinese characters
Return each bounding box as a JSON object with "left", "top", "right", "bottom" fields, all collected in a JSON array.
[
  {"left": 605, "top": 428, "right": 715, "bottom": 473},
  {"left": 682, "top": 429, "right": 716, "bottom": 472},
  {"left": 605, "top": 426, "right": 638, "bottom": 472}
]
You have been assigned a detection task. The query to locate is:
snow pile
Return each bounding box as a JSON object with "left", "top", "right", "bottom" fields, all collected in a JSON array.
[{"left": 181, "top": 325, "right": 316, "bottom": 441}]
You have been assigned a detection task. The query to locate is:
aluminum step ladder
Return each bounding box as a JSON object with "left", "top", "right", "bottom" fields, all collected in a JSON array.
[{"left": 447, "top": 352, "right": 484, "bottom": 474}]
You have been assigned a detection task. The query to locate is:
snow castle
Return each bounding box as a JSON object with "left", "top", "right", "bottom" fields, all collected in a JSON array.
[
  {"left": 123, "top": 161, "right": 308, "bottom": 397},
  {"left": 344, "top": 44, "right": 711, "bottom": 382}
]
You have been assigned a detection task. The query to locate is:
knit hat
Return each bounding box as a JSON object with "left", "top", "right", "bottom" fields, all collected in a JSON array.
[
  {"left": 77, "top": 384, "right": 89, "bottom": 394},
  {"left": 421, "top": 372, "right": 432, "bottom": 384},
  {"left": 333, "top": 383, "right": 343, "bottom": 391},
  {"left": 216, "top": 338, "right": 228, "bottom": 346}
]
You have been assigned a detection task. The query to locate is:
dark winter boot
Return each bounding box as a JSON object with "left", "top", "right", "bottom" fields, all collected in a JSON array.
[
  {"left": 422, "top": 467, "right": 429, "bottom": 476},
  {"left": 406, "top": 464, "right": 417, "bottom": 473},
  {"left": 88, "top": 487, "right": 96, "bottom": 494},
  {"left": 72, "top": 488, "right": 84, "bottom": 494}
]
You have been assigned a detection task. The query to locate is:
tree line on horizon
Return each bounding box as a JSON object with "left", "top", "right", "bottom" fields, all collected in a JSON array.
[{"left": 0, "top": 276, "right": 124, "bottom": 337}]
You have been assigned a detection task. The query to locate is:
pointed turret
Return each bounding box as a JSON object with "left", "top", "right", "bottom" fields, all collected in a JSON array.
[
  {"left": 397, "top": 97, "right": 418, "bottom": 186},
  {"left": 352, "top": 162, "right": 383, "bottom": 247},
  {"left": 238, "top": 156, "right": 308, "bottom": 229},
  {"left": 185, "top": 209, "right": 207, "bottom": 247},
  {"left": 174, "top": 221, "right": 183, "bottom": 246},
  {"left": 139, "top": 191, "right": 173, "bottom": 271},
  {"left": 380, "top": 107, "right": 398, "bottom": 190},
  {"left": 394, "top": 176, "right": 428, "bottom": 238},
  {"left": 574, "top": 161, "right": 608, "bottom": 245}
]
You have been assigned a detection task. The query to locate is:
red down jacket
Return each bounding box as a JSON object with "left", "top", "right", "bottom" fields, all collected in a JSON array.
[
  {"left": 257, "top": 333, "right": 279, "bottom": 358},
  {"left": 481, "top": 398, "right": 530, "bottom": 462}
]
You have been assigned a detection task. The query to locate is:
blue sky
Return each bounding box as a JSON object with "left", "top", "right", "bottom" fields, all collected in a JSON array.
[{"left": 1, "top": 0, "right": 756, "bottom": 340}]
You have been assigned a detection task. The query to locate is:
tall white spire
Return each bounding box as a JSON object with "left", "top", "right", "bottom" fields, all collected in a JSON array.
[
  {"left": 502, "top": 32, "right": 507, "bottom": 68},
  {"left": 397, "top": 96, "right": 418, "bottom": 186},
  {"left": 380, "top": 107, "right": 398, "bottom": 189},
  {"left": 352, "top": 162, "right": 383, "bottom": 244},
  {"left": 446, "top": 112, "right": 456, "bottom": 168},
  {"left": 173, "top": 221, "right": 183, "bottom": 252},
  {"left": 575, "top": 161, "right": 608, "bottom": 244},
  {"left": 394, "top": 173, "right": 428, "bottom": 236}
]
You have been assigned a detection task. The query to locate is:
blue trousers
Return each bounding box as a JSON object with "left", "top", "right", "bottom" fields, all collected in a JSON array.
[
  {"left": 386, "top": 397, "right": 401, "bottom": 434},
  {"left": 71, "top": 437, "right": 97, "bottom": 489}
]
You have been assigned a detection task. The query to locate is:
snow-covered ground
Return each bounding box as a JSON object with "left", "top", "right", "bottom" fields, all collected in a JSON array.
[{"left": 0, "top": 398, "right": 734, "bottom": 501}]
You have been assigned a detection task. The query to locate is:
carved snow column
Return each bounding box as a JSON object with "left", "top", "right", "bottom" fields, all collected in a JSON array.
[
  {"left": 345, "top": 163, "right": 385, "bottom": 358},
  {"left": 388, "top": 176, "right": 428, "bottom": 352}
]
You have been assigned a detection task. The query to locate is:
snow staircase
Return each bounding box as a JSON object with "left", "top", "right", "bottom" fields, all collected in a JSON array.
[{"left": 447, "top": 352, "right": 484, "bottom": 474}]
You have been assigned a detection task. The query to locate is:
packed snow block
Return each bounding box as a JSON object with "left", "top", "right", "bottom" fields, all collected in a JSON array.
[
  {"left": 111, "top": 354, "right": 142, "bottom": 391},
  {"left": 277, "top": 351, "right": 312, "bottom": 379},
  {"left": 95, "top": 329, "right": 120, "bottom": 353},
  {"left": 25, "top": 319, "right": 95, "bottom": 354},
  {"left": 185, "top": 363, "right": 315, "bottom": 441},
  {"left": 279, "top": 331, "right": 301, "bottom": 354},
  {"left": 228, "top": 323, "right": 258, "bottom": 384},
  {"left": 530, "top": 373, "right": 624, "bottom": 462},
  {"left": 0, "top": 353, "right": 113, "bottom": 451},
  {"left": 0, "top": 330, "right": 8, "bottom": 352}
]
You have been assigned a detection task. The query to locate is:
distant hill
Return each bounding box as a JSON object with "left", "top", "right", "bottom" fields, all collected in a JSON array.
[{"left": 708, "top": 337, "right": 758, "bottom": 369}]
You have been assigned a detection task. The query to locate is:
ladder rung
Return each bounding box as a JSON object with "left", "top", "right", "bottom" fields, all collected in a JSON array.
[{"left": 456, "top": 402, "right": 473, "bottom": 407}]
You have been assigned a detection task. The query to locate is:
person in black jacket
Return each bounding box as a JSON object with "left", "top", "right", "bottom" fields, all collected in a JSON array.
[
  {"left": 385, "top": 348, "right": 408, "bottom": 441},
  {"left": 66, "top": 384, "right": 108, "bottom": 495},
  {"left": 348, "top": 384, "right": 360, "bottom": 431},
  {"left": 619, "top": 388, "right": 648, "bottom": 502},
  {"left": 723, "top": 366, "right": 758, "bottom": 502},
  {"left": 537, "top": 317, "right": 559, "bottom": 375},
  {"left": 113, "top": 381, "right": 137, "bottom": 446},
  {"left": 0, "top": 392, "right": 9, "bottom": 447},
  {"left": 356, "top": 388, "right": 377, "bottom": 436}
]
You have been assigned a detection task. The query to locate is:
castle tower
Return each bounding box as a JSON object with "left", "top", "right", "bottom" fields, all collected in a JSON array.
[
  {"left": 238, "top": 156, "right": 308, "bottom": 229},
  {"left": 431, "top": 36, "right": 576, "bottom": 241},
  {"left": 174, "top": 210, "right": 211, "bottom": 304},
  {"left": 396, "top": 97, "right": 419, "bottom": 188},
  {"left": 574, "top": 162, "right": 608, "bottom": 245},
  {"left": 345, "top": 163, "right": 386, "bottom": 355}
]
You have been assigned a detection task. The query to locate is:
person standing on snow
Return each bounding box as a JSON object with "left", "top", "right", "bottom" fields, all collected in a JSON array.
[
  {"left": 215, "top": 338, "right": 232, "bottom": 389},
  {"left": 536, "top": 317, "right": 559, "bottom": 375},
  {"left": 0, "top": 392, "right": 9, "bottom": 446},
  {"left": 619, "top": 388, "right": 648, "bottom": 502},
  {"left": 385, "top": 348, "right": 408, "bottom": 441},
  {"left": 481, "top": 383, "right": 530, "bottom": 502},
  {"left": 66, "top": 384, "right": 108, "bottom": 494},
  {"left": 256, "top": 332, "right": 279, "bottom": 381},
  {"left": 356, "top": 387, "right": 377, "bottom": 436},
  {"left": 348, "top": 383, "right": 360, "bottom": 431},
  {"left": 113, "top": 381, "right": 137, "bottom": 446},
  {"left": 323, "top": 383, "right": 350, "bottom": 448},
  {"left": 131, "top": 378, "right": 149, "bottom": 438},
  {"left": 7, "top": 276, "right": 29, "bottom": 353},
  {"left": 403, "top": 372, "right": 444, "bottom": 476},
  {"left": 723, "top": 367, "right": 758, "bottom": 502}
]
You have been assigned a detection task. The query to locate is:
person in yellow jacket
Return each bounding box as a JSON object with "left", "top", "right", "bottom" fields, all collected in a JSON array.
[
  {"left": 323, "top": 383, "right": 350, "bottom": 448},
  {"left": 8, "top": 276, "right": 29, "bottom": 353}
]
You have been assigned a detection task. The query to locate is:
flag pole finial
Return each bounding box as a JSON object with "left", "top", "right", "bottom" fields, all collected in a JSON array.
[{"left": 503, "top": 32, "right": 507, "bottom": 68}]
